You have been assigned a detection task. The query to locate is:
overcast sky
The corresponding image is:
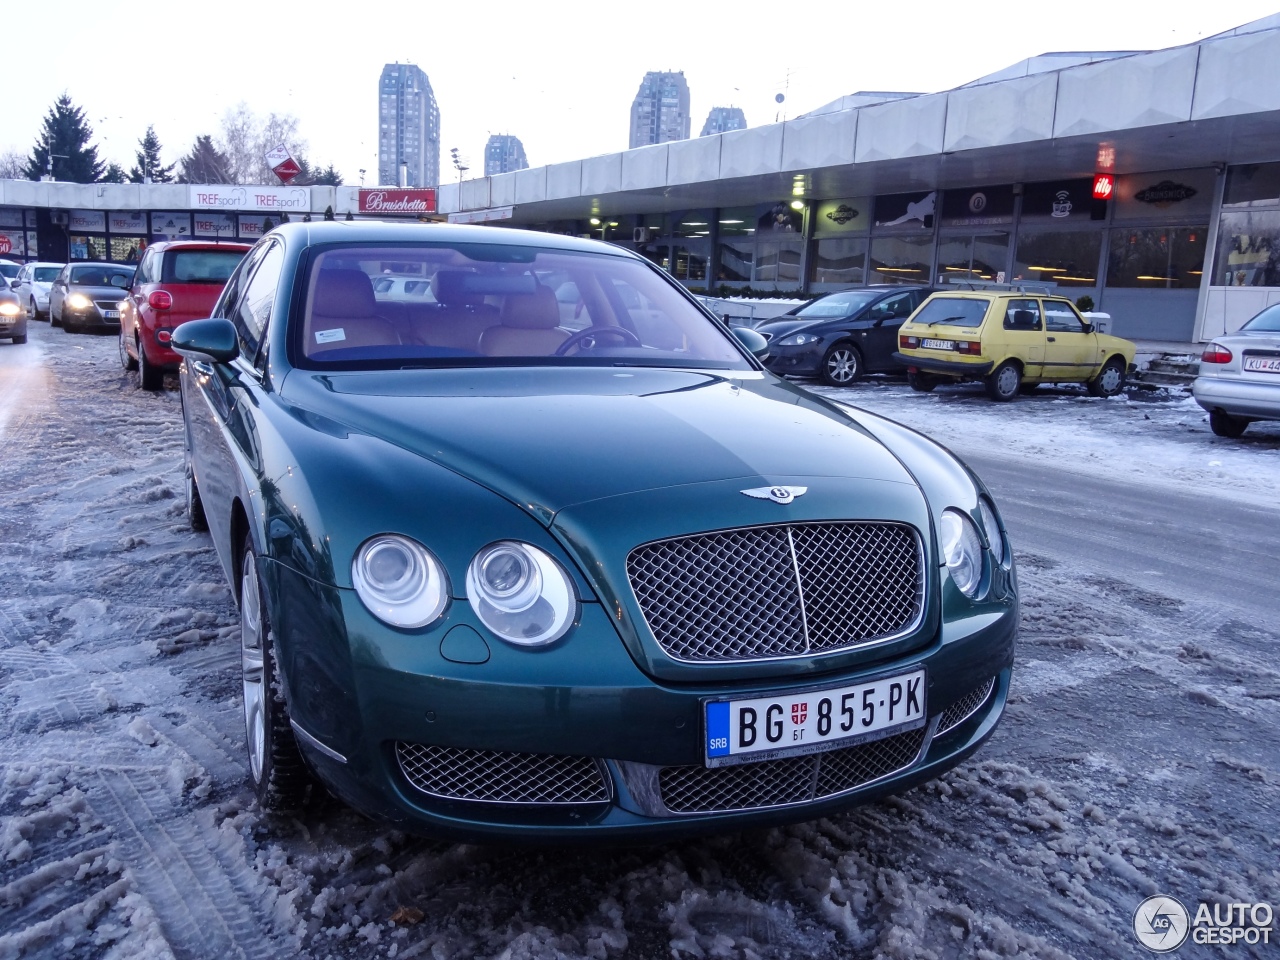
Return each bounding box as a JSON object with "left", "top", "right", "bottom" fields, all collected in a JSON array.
[{"left": 5, "top": 1, "right": 1278, "bottom": 186}]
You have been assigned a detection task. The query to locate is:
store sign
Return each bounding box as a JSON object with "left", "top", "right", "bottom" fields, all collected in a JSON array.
[
  {"left": 812, "top": 198, "right": 870, "bottom": 235},
  {"left": 151, "top": 212, "right": 192, "bottom": 240},
  {"left": 1020, "top": 179, "right": 1094, "bottom": 221},
  {"left": 70, "top": 210, "right": 106, "bottom": 232},
  {"left": 109, "top": 212, "right": 148, "bottom": 234},
  {"left": 940, "top": 186, "right": 1014, "bottom": 227},
  {"left": 194, "top": 214, "right": 237, "bottom": 238},
  {"left": 874, "top": 191, "right": 936, "bottom": 230},
  {"left": 238, "top": 216, "right": 274, "bottom": 239},
  {"left": 190, "top": 185, "right": 311, "bottom": 213},
  {"left": 1134, "top": 180, "right": 1197, "bottom": 205},
  {"left": 1092, "top": 175, "right": 1115, "bottom": 200},
  {"left": 0, "top": 233, "right": 13, "bottom": 255},
  {"left": 358, "top": 189, "right": 437, "bottom": 215}
]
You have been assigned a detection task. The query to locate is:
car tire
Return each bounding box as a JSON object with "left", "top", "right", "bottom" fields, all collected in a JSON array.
[
  {"left": 1086, "top": 356, "right": 1126, "bottom": 397},
  {"left": 820, "top": 342, "right": 862, "bottom": 386},
  {"left": 51, "top": 309, "right": 62, "bottom": 329},
  {"left": 239, "top": 534, "right": 311, "bottom": 811},
  {"left": 138, "top": 339, "right": 163, "bottom": 390},
  {"left": 1209, "top": 410, "right": 1249, "bottom": 438},
  {"left": 907, "top": 371, "right": 937, "bottom": 392},
  {"left": 1018, "top": 381, "right": 1040, "bottom": 394},
  {"left": 12, "top": 334, "right": 27, "bottom": 344},
  {"left": 985, "top": 361, "right": 1022, "bottom": 402},
  {"left": 119, "top": 329, "right": 138, "bottom": 371}
]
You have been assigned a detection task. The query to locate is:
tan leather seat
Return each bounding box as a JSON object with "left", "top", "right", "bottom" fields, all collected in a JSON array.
[
  {"left": 408, "top": 270, "right": 497, "bottom": 352},
  {"left": 478, "top": 286, "right": 568, "bottom": 357},
  {"left": 309, "top": 269, "right": 401, "bottom": 352}
]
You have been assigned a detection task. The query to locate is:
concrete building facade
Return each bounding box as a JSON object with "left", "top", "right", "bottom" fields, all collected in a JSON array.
[
  {"left": 377, "top": 63, "right": 441, "bottom": 188},
  {"left": 629, "top": 71, "right": 691, "bottom": 149}
]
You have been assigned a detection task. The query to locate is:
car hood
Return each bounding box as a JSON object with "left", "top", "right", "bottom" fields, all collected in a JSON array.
[
  {"left": 281, "top": 366, "right": 918, "bottom": 524},
  {"left": 67, "top": 285, "right": 127, "bottom": 300},
  {"left": 32, "top": 282, "right": 52, "bottom": 295}
]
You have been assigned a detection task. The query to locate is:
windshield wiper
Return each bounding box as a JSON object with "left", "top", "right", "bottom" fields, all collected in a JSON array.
[{"left": 926, "top": 315, "right": 973, "bottom": 326}]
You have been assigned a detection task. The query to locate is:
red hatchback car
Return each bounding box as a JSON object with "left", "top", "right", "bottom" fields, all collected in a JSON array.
[{"left": 119, "top": 241, "right": 252, "bottom": 389}]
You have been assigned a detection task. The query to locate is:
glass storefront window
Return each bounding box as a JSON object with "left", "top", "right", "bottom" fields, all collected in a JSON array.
[
  {"left": 717, "top": 240, "right": 752, "bottom": 282},
  {"left": 717, "top": 207, "right": 755, "bottom": 238},
  {"left": 868, "top": 235, "right": 933, "bottom": 285},
  {"left": 69, "top": 235, "right": 107, "bottom": 261},
  {"left": 1013, "top": 230, "right": 1103, "bottom": 287},
  {"left": 110, "top": 237, "right": 144, "bottom": 263},
  {"left": 671, "top": 246, "right": 708, "bottom": 283},
  {"left": 1107, "top": 226, "right": 1207, "bottom": 288},
  {"left": 936, "top": 233, "right": 1008, "bottom": 282},
  {"left": 1214, "top": 210, "right": 1280, "bottom": 287},
  {"left": 755, "top": 241, "right": 802, "bottom": 284},
  {"left": 666, "top": 210, "right": 713, "bottom": 240},
  {"left": 810, "top": 237, "right": 867, "bottom": 284},
  {"left": 1224, "top": 163, "right": 1280, "bottom": 208}
]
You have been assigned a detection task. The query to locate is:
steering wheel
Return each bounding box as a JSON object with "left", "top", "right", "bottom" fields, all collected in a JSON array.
[{"left": 554, "top": 325, "right": 642, "bottom": 356}]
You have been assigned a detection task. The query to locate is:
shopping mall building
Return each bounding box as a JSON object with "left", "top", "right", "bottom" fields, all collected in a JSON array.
[{"left": 2, "top": 15, "right": 1278, "bottom": 342}]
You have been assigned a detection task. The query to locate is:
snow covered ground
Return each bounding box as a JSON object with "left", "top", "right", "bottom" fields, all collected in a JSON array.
[{"left": 1, "top": 325, "right": 1276, "bottom": 959}]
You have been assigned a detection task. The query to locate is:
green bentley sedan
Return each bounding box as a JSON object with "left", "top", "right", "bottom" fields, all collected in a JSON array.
[{"left": 172, "top": 221, "right": 1017, "bottom": 841}]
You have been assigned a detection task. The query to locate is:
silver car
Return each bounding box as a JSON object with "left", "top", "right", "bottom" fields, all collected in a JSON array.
[
  {"left": 0, "top": 284, "right": 26, "bottom": 343},
  {"left": 1193, "top": 304, "right": 1280, "bottom": 437},
  {"left": 12, "top": 261, "right": 64, "bottom": 321},
  {"left": 49, "top": 262, "right": 135, "bottom": 333}
]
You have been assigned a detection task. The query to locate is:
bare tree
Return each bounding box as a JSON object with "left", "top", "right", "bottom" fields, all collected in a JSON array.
[
  {"left": 0, "top": 148, "right": 26, "bottom": 179},
  {"left": 216, "top": 102, "right": 310, "bottom": 184}
]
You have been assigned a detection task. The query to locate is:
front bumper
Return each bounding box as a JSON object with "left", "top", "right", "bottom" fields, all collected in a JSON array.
[
  {"left": 893, "top": 352, "right": 994, "bottom": 378},
  {"left": 63, "top": 307, "right": 121, "bottom": 329},
  {"left": 0, "top": 315, "right": 27, "bottom": 338},
  {"left": 264, "top": 558, "right": 1017, "bottom": 842},
  {"left": 1193, "top": 376, "right": 1280, "bottom": 421},
  {"left": 762, "top": 342, "right": 824, "bottom": 376}
]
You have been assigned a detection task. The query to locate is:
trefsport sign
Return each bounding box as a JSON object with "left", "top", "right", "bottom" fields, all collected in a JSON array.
[
  {"left": 189, "top": 186, "right": 311, "bottom": 213},
  {"left": 358, "top": 189, "right": 437, "bottom": 215}
]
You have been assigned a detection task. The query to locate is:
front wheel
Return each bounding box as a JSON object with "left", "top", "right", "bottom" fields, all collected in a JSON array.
[
  {"left": 1209, "top": 410, "right": 1249, "bottom": 438},
  {"left": 985, "top": 361, "right": 1022, "bottom": 402},
  {"left": 138, "top": 338, "right": 163, "bottom": 390},
  {"left": 239, "top": 535, "right": 311, "bottom": 810},
  {"left": 820, "top": 342, "right": 862, "bottom": 386},
  {"left": 1087, "top": 357, "right": 1126, "bottom": 397}
]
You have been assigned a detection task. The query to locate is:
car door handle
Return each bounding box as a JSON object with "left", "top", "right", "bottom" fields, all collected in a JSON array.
[
  {"left": 190, "top": 360, "right": 213, "bottom": 376},
  {"left": 1046, "top": 336, "right": 1056, "bottom": 342}
]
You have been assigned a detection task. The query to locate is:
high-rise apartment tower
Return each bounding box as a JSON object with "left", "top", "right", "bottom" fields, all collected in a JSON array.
[
  {"left": 484, "top": 135, "right": 529, "bottom": 176},
  {"left": 700, "top": 107, "right": 748, "bottom": 137},
  {"left": 629, "top": 71, "right": 691, "bottom": 148},
  {"left": 377, "top": 64, "right": 440, "bottom": 188}
]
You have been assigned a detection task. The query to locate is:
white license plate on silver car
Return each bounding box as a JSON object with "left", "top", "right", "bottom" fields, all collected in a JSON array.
[
  {"left": 704, "top": 669, "right": 925, "bottom": 767},
  {"left": 921, "top": 338, "right": 954, "bottom": 350},
  {"left": 1243, "top": 356, "right": 1280, "bottom": 373},
  {"left": 103, "top": 310, "right": 120, "bottom": 319}
]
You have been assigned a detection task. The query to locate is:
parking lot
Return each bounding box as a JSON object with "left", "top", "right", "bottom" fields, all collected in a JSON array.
[{"left": 1, "top": 320, "right": 1277, "bottom": 959}]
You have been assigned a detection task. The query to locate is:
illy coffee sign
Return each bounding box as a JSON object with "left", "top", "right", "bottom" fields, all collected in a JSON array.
[{"left": 358, "top": 189, "right": 437, "bottom": 215}]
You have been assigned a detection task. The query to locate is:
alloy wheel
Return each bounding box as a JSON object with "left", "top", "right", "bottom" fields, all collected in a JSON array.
[
  {"left": 240, "top": 553, "right": 267, "bottom": 784},
  {"left": 823, "top": 345, "right": 861, "bottom": 385}
]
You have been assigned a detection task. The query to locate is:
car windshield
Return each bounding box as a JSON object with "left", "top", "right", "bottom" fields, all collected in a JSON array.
[
  {"left": 34, "top": 267, "right": 61, "bottom": 282},
  {"left": 0, "top": 264, "right": 18, "bottom": 279},
  {"left": 912, "top": 297, "right": 989, "bottom": 327},
  {"left": 792, "top": 290, "right": 881, "bottom": 319},
  {"left": 69, "top": 265, "right": 135, "bottom": 286},
  {"left": 1242, "top": 304, "right": 1280, "bottom": 332},
  {"left": 165, "top": 250, "right": 245, "bottom": 284},
  {"left": 298, "top": 244, "right": 751, "bottom": 371}
]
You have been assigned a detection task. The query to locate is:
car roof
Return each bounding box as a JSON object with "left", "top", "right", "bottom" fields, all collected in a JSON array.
[
  {"left": 146, "top": 240, "right": 253, "bottom": 253},
  {"left": 927, "top": 290, "right": 1075, "bottom": 303},
  {"left": 265, "top": 220, "right": 642, "bottom": 259}
]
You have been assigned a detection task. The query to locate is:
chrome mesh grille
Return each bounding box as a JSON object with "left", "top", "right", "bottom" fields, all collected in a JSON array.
[
  {"left": 658, "top": 728, "right": 927, "bottom": 814},
  {"left": 936, "top": 677, "right": 996, "bottom": 735},
  {"left": 628, "top": 522, "right": 923, "bottom": 662},
  {"left": 395, "top": 742, "right": 610, "bottom": 804}
]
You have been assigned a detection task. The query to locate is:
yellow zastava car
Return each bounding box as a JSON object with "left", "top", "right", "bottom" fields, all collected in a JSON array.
[{"left": 892, "top": 291, "right": 1136, "bottom": 401}]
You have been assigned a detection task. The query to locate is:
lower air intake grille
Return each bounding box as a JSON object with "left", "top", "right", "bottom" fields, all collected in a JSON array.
[
  {"left": 658, "top": 727, "right": 927, "bottom": 814},
  {"left": 936, "top": 677, "right": 996, "bottom": 735},
  {"left": 395, "top": 742, "right": 610, "bottom": 804}
]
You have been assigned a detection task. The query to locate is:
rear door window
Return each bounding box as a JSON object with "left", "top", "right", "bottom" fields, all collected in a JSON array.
[
  {"left": 1003, "top": 299, "right": 1043, "bottom": 331},
  {"left": 164, "top": 249, "right": 247, "bottom": 285}
]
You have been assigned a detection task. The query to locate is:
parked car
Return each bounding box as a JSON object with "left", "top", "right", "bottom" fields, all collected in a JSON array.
[
  {"left": 893, "top": 290, "right": 1136, "bottom": 401},
  {"left": 12, "top": 261, "right": 64, "bottom": 322},
  {"left": 371, "top": 274, "right": 437, "bottom": 302},
  {"left": 49, "top": 262, "right": 136, "bottom": 332},
  {"left": 0, "top": 283, "right": 26, "bottom": 344},
  {"left": 0, "top": 259, "right": 21, "bottom": 282},
  {"left": 173, "top": 223, "right": 1017, "bottom": 841},
  {"left": 118, "top": 241, "right": 251, "bottom": 390},
  {"left": 1193, "top": 304, "right": 1280, "bottom": 437},
  {"left": 756, "top": 286, "right": 936, "bottom": 385}
]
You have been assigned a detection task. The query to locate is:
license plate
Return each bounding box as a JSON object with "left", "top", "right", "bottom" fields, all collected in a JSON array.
[
  {"left": 921, "top": 338, "right": 954, "bottom": 350},
  {"left": 1243, "top": 356, "right": 1280, "bottom": 373},
  {"left": 704, "top": 669, "right": 926, "bottom": 767},
  {"left": 103, "top": 310, "right": 120, "bottom": 319}
]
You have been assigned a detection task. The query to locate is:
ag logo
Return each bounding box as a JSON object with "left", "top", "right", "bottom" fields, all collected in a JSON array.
[{"left": 1133, "top": 895, "right": 1190, "bottom": 952}]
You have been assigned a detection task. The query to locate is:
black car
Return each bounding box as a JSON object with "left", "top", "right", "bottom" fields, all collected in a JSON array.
[{"left": 757, "top": 286, "right": 935, "bottom": 385}]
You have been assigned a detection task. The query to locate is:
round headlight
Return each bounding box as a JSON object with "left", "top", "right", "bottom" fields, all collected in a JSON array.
[
  {"left": 67, "top": 293, "right": 92, "bottom": 310},
  {"left": 352, "top": 535, "right": 449, "bottom": 628},
  {"left": 778, "top": 332, "right": 821, "bottom": 346},
  {"left": 939, "top": 509, "right": 984, "bottom": 598},
  {"left": 977, "top": 498, "right": 1004, "bottom": 566},
  {"left": 467, "top": 541, "right": 576, "bottom": 646}
]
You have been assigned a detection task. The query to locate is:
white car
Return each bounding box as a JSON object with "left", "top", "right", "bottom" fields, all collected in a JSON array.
[
  {"left": 1193, "top": 303, "right": 1280, "bottom": 437},
  {"left": 13, "top": 261, "right": 65, "bottom": 322}
]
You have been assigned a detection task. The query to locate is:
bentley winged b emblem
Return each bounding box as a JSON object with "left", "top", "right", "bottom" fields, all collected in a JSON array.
[{"left": 741, "top": 485, "right": 808, "bottom": 505}]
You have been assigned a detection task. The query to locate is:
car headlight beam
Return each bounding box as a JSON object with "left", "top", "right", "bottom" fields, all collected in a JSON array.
[
  {"left": 352, "top": 535, "right": 450, "bottom": 628},
  {"left": 67, "top": 293, "right": 93, "bottom": 310},
  {"left": 939, "top": 509, "right": 984, "bottom": 598},
  {"left": 467, "top": 541, "right": 576, "bottom": 646}
]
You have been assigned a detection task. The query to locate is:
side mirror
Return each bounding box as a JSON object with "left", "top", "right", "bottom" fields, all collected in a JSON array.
[
  {"left": 8, "top": 280, "right": 18, "bottom": 290},
  {"left": 731, "top": 326, "right": 770, "bottom": 359},
  {"left": 172, "top": 318, "right": 240, "bottom": 364},
  {"left": 1081, "top": 320, "right": 1094, "bottom": 333}
]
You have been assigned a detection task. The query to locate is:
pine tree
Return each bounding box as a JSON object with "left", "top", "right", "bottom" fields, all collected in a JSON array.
[
  {"left": 24, "top": 94, "right": 105, "bottom": 183},
  {"left": 176, "top": 135, "right": 233, "bottom": 184},
  {"left": 101, "top": 163, "right": 127, "bottom": 183},
  {"left": 128, "top": 125, "right": 175, "bottom": 183},
  {"left": 312, "top": 164, "right": 343, "bottom": 186}
]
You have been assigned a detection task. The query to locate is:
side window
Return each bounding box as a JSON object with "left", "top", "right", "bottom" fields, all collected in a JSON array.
[
  {"left": 137, "top": 250, "right": 155, "bottom": 285},
  {"left": 1003, "top": 298, "right": 1042, "bottom": 331},
  {"left": 1043, "top": 300, "right": 1086, "bottom": 333},
  {"left": 879, "top": 292, "right": 914, "bottom": 318},
  {"left": 212, "top": 243, "right": 269, "bottom": 321},
  {"left": 233, "top": 242, "right": 284, "bottom": 362}
]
